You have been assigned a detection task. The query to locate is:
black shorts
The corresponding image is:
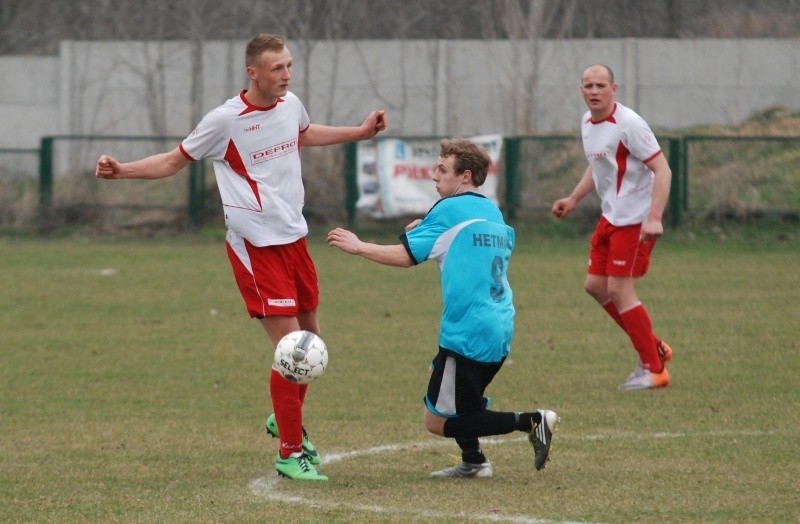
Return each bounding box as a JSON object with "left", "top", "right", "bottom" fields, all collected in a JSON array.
[{"left": 424, "top": 349, "right": 504, "bottom": 418}]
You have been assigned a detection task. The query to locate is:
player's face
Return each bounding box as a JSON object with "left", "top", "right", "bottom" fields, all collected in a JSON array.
[
  {"left": 247, "top": 47, "right": 293, "bottom": 105},
  {"left": 432, "top": 155, "right": 466, "bottom": 198},
  {"left": 581, "top": 66, "right": 617, "bottom": 119}
]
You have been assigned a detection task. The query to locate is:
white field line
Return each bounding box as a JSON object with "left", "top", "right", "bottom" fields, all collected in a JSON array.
[
  {"left": 56, "top": 268, "right": 119, "bottom": 276},
  {"left": 249, "top": 475, "right": 588, "bottom": 524},
  {"left": 249, "top": 429, "right": 775, "bottom": 524}
]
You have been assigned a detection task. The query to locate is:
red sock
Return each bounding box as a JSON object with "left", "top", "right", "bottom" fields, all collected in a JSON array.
[
  {"left": 269, "top": 368, "right": 304, "bottom": 458},
  {"left": 605, "top": 301, "right": 662, "bottom": 351},
  {"left": 619, "top": 304, "right": 663, "bottom": 373},
  {"left": 298, "top": 383, "right": 308, "bottom": 405},
  {"left": 601, "top": 301, "right": 625, "bottom": 330}
]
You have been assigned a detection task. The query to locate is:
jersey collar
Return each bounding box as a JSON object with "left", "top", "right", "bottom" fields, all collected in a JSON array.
[
  {"left": 239, "top": 90, "right": 283, "bottom": 115},
  {"left": 587, "top": 102, "right": 618, "bottom": 124}
]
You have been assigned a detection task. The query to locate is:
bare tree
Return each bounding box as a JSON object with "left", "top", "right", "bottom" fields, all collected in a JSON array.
[
  {"left": 4, "top": 0, "right": 800, "bottom": 57},
  {"left": 472, "top": 0, "right": 582, "bottom": 134}
]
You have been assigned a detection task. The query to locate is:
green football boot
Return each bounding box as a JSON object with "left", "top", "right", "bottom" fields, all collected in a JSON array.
[
  {"left": 265, "top": 413, "right": 322, "bottom": 465},
  {"left": 275, "top": 454, "right": 327, "bottom": 481}
]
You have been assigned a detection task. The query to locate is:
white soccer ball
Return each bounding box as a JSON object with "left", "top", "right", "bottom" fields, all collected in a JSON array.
[{"left": 274, "top": 330, "right": 328, "bottom": 384}]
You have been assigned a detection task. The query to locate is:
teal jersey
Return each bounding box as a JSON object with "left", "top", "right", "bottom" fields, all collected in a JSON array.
[{"left": 401, "top": 192, "right": 515, "bottom": 363}]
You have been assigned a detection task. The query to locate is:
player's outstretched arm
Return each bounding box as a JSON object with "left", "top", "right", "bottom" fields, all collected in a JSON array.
[
  {"left": 327, "top": 227, "right": 413, "bottom": 268},
  {"left": 301, "top": 110, "right": 387, "bottom": 147},
  {"left": 96, "top": 147, "right": 191, "bottom": 180}
]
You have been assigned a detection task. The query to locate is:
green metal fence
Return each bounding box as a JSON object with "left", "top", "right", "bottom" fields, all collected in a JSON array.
[
  {"left": 349, "top": 134, "right": 795, "bottom": 227},
  {"left": 502, "top": 135, "right": 685, "bottom": 226},
  {"left": 38, "top": 135, "right": 207, "bottom": 228},
  {"left": 502, "top": 134, "right": 800, "bottom": 227},
  {"left": 679, "top": 135, "right": 800, "bottom": 221},
  {"left": 27, "top": 134, "right": 800, "bottom": 231},
  {"left": 0, "top": 147, "right": 40, "bottom": 228}
]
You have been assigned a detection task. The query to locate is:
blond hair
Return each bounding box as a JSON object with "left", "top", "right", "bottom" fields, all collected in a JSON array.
[{"left": 245, "top": 34, "right": 287, "bottom": 66}]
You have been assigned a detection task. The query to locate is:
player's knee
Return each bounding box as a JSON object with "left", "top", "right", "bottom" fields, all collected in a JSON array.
[
  {"left": 423, "top": 410, "right": 445, "bottom": 436},
  {"left": 606, "top": 278, "right": 637, "bottom": 306},
  {"left": 584, "top": 281, "right": 604, "bottom": 300}
]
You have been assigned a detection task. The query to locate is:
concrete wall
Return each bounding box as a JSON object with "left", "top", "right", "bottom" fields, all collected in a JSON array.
[
  {"left": 1, "top": 38, "right": 799, "bottom": 149},
  {"left": 0, "top": 56, "right": 59, "bottom": 148}
]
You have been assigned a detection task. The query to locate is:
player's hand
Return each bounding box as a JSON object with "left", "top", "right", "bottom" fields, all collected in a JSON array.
[
  {"left": 640, "top": 219, "right": 663, "bottom": 241},
  {"left": 551, "top": 198, "right": 573, "bottom": 219},
  {"left": 96, "top": 155, "right": 121, "bottom": 179},
  {"left": 327, "top": 227, "right": 362, "bottom": 255},
  {"left": 404, "top": 218, "right": 421, "bottom": 232},
  {"left": 364, "top": 110, "right": 388, "bottom": 137}
]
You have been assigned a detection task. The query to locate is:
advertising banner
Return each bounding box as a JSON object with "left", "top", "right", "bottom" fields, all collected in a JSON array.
[{"left": 356, "top": 134, "right": 502, "bottom": 218}]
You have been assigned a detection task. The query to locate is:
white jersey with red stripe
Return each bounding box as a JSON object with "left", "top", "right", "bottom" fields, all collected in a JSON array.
[
  {"left": 180, "top": 90, "right": 311, "bottom": 246},
  {"left": 581, "top": 102, "right": 662, "bottom": 226}
]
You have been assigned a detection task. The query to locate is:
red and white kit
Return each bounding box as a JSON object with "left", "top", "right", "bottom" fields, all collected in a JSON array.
[
  {"left": 582, "top": 102, "right": 662, "bottom": 227},
  {"left": 180, "top": 90, "right": 311, "bottom": 246}
]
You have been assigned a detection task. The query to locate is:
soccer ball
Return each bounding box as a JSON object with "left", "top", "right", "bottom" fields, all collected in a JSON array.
[{"left": 274, "top": 330, "right": 328, "bottom": 384}]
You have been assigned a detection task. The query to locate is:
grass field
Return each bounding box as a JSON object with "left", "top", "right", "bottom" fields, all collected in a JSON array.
[{"left": 1, "top": 230, "right": 798, "bottom": 523}]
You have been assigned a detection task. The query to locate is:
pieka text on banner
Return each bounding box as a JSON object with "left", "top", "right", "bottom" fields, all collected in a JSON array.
[{"left": 356, "top": 134, "right": 502, "bottom": 218}]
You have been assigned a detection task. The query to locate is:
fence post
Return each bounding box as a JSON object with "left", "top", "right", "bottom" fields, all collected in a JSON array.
[
  {"left": 187, "top": 161, "right": 205, "bottom": 228},
  {"left": 503, "top": 136, "right": 521, "bottom": 221},
  {"left": 681, "top": 137, "right": 689, "bottom": 214},
  {"left": 39, "top": 136, "right": 54, "bottom": 208},
  {"left": 344, "top": 142, "right": 358, "bottom": 228},
  {"left": 667, "top": 137, "right": 683, "bottom": 227}
]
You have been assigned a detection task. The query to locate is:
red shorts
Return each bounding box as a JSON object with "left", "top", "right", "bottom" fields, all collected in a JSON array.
[
  {"left": 588, "top": 216, "right": 656, "bottom": 278},
  {"left": 226, "top": 234, "right": 319, "bottom": 318}
]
